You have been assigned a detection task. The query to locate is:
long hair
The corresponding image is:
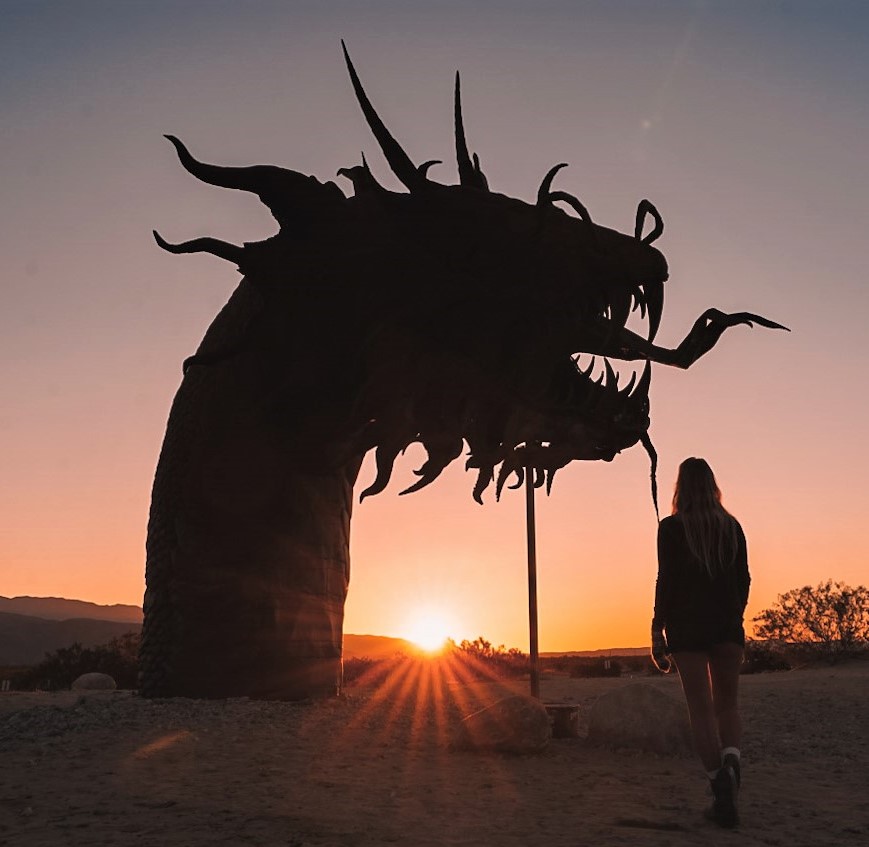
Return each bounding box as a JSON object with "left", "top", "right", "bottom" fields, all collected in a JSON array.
[{"left": 671, "top": 457, "right": 739, "bottom": 573}]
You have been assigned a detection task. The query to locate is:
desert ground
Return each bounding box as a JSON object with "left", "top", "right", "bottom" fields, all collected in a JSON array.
[{"left": 1, "top": 661, "right": 867, "bottom": 847}]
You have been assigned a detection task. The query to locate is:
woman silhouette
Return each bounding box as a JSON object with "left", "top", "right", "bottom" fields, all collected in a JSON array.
[{"left": 651, "top": 457, "right": 750, "bottom": 828}]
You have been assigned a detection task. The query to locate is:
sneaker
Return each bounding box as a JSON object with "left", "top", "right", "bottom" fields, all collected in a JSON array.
[
  {"left": 708, "top": 764, "right": 739, "bottom": 828},
  {"left": 722, "top": 752, "right": 741, "bottom": 789}
]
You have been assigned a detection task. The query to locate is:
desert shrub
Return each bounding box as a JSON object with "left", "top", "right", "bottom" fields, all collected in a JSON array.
[
  {"left": 615, "top": 654, "right": 656, "bottom": 675},
  {"left": 753, "top": 580, "right": 869, "bottom": 662},
  {"left": 343, "top": 656, "right": 385, "bottom": 686},
  {"left": 741, "top": 640, "right": 792, "bottom": 674},
  {"left": 343, "top": 655, "right": 375, "bottom": 684},
  {"left": 564, "top": 656, "right": 622, "bottom": 678},
  {"left": 452, "top": 637, "right": 529, "bottom": 678},
  {"left": 14, "top": 631, "right": 140, "bottom": 691}
]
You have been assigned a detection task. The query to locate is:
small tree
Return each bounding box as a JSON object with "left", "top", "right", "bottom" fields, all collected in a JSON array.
[{"left": 753, "top": 580, "right": 869, "bottom": 660}]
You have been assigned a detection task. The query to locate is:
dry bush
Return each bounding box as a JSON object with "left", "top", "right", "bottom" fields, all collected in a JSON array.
[
  {"left": 13, "top": 631, "right": 140, "bottom": 690},
  {"left": 753, "top": 580, "right": 869, "bottom": 662},
  {"left": 451, "top": 637, "right": 529, "bottom": 678}
]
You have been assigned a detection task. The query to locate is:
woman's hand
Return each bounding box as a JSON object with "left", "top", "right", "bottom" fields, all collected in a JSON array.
[{"left": 651, "top": 620, "right": 671, "bottom": 673}]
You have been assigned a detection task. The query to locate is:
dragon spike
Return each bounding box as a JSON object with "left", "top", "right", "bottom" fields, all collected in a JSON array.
[
  {"left": 603, "top": 359, "right": 618, "bottom": 391},
  {"left": 454, "top": 73, "right": 473, "bottom": 183},
  {"left": 472, "top": 153, "right": 489, "bottom": 189},
  {"left": 536, "top": 163, "right": 569, "bottom": 204},
  {"left": 509, "top": 467, "right": 526, "bottom": 490},
  {"left": 631, "top": 360, "right": 652, "bottom": 401},
  {"left": 635, "top": 199, "right": 664, "bottom": 244},
  {"left": 454, "top": 73, "right": 489, "bottom": 190},
  {"left": 495, "top": 463, "right": 523, "bottom": 501},
  {"left": 472, "top": 465, "right": 494, "bottom": 505},
  {"left": 534, "top": 466, "right": 546, "bottom": 489},
  {"left": 644, "top": 280, "right": 664, "bottom": 343},
  {"left": 609, "top": 291, "right": 631, "bottom": 331},
  {"left": 400, "top": 436, "right": 463, "bottom": 495},
  {"left": 620, "top": 369, "right": 638, "bottom": 397},
  {"left": 580, "top": 355, "right": 596, "bottom": 378},
  {"left": 545, "top": 467, "right": 557, "bottom": 495},
  {"left": 594, "top": 371, "right": 605, "bottom": 389},
  {"left": 341, "top": 41, "right": 424, "bottom": 193},
  {"left": 358, "top": 442, "right": 404, "bottom": 502},
  {"left": 548, "top": 190, "right": 599, "bottom": 247},
  {"left": 399, "top": 472, "right": 439, "bottom": 496},
  {"left": 633, "top": 285, "right": 647, "bottom": 319},
  {"left": 548, "top": 190, "right": 595, "bottom": 226},
  {"left": 337, "top": 152, "right": 385, "bottom": 194},
  {"left": 153, "top": 231, "right": 243, "bottom": 266},
  {"left": 417, "top": 159, "right": 443, "bottom": 178}
]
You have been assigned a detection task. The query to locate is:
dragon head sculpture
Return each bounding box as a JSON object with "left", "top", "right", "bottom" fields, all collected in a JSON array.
[{"left": 143, "top": 45, "right": 786, "bottom": 699}]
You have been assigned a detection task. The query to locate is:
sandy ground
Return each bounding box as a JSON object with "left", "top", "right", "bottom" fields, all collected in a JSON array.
[{"left": 1, "top": 661, "right": 867, "bottom": 847}]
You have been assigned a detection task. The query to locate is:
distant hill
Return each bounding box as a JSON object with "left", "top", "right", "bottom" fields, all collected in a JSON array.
[
  {"left": 0, "top": 595, "right": 641, "bottom": 667},
  {"left": 0, "top": 596, "right": 143, "bottom": 624},
  {"left": 0, "top": 595, "right": 418, "bottom": 667},
  {"left": 342, "top": 634, "right": 420, "bottom": 659},
  {"left": 0, "top": 614, "right": 414, "bottom": 668},
  {"left": 0, "top": 612, "right": 141, "bottom": 666}
]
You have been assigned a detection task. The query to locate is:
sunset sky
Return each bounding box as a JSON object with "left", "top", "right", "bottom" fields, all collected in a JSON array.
[{"left": 2, "top": 1, "right": 867, "bottom": 652}]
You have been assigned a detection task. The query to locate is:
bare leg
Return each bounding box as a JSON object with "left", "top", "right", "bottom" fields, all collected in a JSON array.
[
  {"left": 672, "top": 651, "right": 720, "bottom": 772},
  {"left": 709, "top": 642, "right": 744, "bottom": 751}
]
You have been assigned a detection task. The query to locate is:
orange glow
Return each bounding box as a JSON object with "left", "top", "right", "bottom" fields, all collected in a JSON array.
[{"left": 404, "top": 607, "right": 456, "bottom": 653}]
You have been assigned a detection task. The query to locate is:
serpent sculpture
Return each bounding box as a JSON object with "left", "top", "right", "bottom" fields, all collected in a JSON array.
[{"left": 140, "top": 44, "right": 787, "bottom": 699}]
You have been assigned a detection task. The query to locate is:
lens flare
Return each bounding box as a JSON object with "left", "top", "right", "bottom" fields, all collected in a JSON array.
[{"left": 405, "top": 608, "right": 454, "bottom": 653}]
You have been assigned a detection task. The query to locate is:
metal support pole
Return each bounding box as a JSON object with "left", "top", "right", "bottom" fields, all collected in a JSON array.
[{"left": 525, "top": 465, "right": 540, "bottom": 700}]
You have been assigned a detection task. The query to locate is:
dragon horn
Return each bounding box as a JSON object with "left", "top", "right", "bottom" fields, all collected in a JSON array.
[
  {"left": 454, "top": 72, "right": 489, "bottom": 190},
  {"left": 537, "top": 163, "right": 568, "bottom": 204},
  {"left": 341, "top": 41, "right": 424, "bottom": 193},
  {"left": 153, "top": 231, "right": 243, "bottom": 266},
  {"left": 164, "top": 135, "right": 269, "bottom": 193},
  {"left": 163, "top": 135, "right": 344, "bottom": 227}
]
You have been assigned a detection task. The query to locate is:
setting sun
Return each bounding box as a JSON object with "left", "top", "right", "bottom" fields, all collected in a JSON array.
[{"left": 405, "top": 608, "right": 455, "bottom": 653}]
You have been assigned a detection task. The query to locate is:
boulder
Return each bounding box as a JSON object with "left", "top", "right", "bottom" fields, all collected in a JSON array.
[
  {"left": 587, "top": 683, "right": 692, "bottom": 756},
  {"left": 71, "top": 672, "right": 117, "bottom": 691},
  {"left": 454, "top": 695, "right": 551, "bottom": 754}
]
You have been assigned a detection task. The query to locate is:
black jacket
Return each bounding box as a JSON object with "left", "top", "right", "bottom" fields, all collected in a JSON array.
[{"left": 653, "top": 514, "right": 750, "bottom": 640}]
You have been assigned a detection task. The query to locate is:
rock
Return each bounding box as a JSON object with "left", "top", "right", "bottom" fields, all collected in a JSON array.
[
  {"left": 453, "top": 695, "right": 551, "bottom": 754},
  {"left": 587, "top": 683, "right": 692, "bottom": 756},
  {"left": 71, "top": 672, "right": 117, "bottom": 691}
]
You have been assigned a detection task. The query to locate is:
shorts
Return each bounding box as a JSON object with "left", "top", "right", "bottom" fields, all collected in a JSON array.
[{"left": 664, "top": 619, "right": 745, "bottom": 653}]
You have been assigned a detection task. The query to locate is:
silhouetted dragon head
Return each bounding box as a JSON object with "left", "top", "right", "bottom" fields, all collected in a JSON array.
[{"left": 155, "top": 43, "right": 787, "bottom": 508}]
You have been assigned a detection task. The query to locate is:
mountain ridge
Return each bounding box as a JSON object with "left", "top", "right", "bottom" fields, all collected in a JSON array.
[
  {"left": 0, "top": 596, "right": 644, "bottom": 665},
  {"left": 0, "top": 596, "right": 143, "bottom": 624}
]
